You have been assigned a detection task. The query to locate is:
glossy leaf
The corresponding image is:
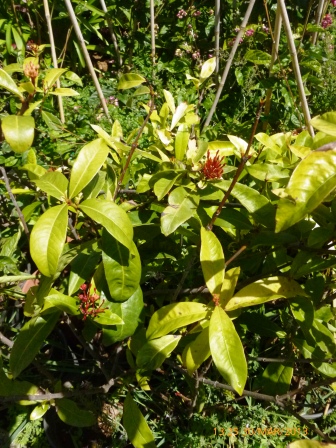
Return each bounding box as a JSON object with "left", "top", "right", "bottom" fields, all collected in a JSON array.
[
  {"left": 2, "top": 115, "right": 34, "bottom": 153},
  {"left": 200, "top": 227, "right": 225, "bottom": 295},
  {"left": 136, "top": 334, "right": 181, "bottom": 371},
  {"left": 276, "top": 147, "right": 336, "bottom": 232},
  {"left": 288, "top": 440, "right": 336, "bottom": 448},
  {"left": 92, "top": 308, "right": 124, "bottom": 326},
  {"left": 146, "top": 302, "right": 209, "bottom": 340},
  {"left": 0, "top": 68, "right": 23, "bottom": 98},
  {"left": 118, "top": 73, "right": 146, "bottom": 90},
  {"left": 50, "top": 88, "right": 79, "bottom": 96},
  {"left": 175, "top": 123, "right": 190, "bottom": 160},
  {"left": 152, "top": 171, "right": 183, "bottom": 201},
  {"left": 68, "top": 138, "right": 110, "bottom": 199},
  {"left": 56, "top": 398, "right": 95, "bottom": 427},
  {"left": 123, "top": 393, "right": 156, "bottom": 448},
  {"left": 245, "top": 49, "right": 272, "bottom": 65},
  {"left": 79, "top": 199, "right": 133, "bottom": 251},
  {"left": 43, "top": 289, "right": 79, "bottom": 315},
  {"left": 43, "top": 68, "right": 68, "bottom": 90},
  {"left": 163, "top": 89, "right": 175, "bottom": 113},
  {"left": 0, "top": 368, "right": 39, "bottom": 405},
  {"left": 261, "top": 363, "right": 293, "bottom": 395},
  {"left": 209, "top": 306, "right": 247, "bottom": 395},
  {"left": 182, "top": 327, "right": 211, "bottom": 375},
  {"left": 30, "top": 403, "right": 50, "bottom": 420},
  {"left": 200, "top": 57, "right": 216, "bottom": 83},
  {"left": 170, "top": 102, "right": 188, "bottom": 130},
  {"left": 220, "top": 267, "right": 240, "bottom": 307},
  {"left": 10, "top": 313, "right": 60, "bottom": 378},
  {"left": 34, "top": 171, "right": 68, "bottom": 200},
  {"left": 68, "top": 243, "right": 101, "bottom": 296},
  {"left": 102, "top": 287, "right": 144, "bottom": 346},
  {"left": 102, "top": 231, "right": 141, "bottom": 302},
  {"left": 225, "top": 276, "right": 308, "bottom": 311},
  {"left": 30, "top": 204, "right": 68, "bottom": 277},
  {"left": 161, "top": 187, "right": 199, "bottom": 236},
  {"left": 311, "top": 112, "right": 336, "bottom": 136}
]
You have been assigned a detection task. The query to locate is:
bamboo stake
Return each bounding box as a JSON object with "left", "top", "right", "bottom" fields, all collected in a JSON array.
[
  {"left": 312, "top": 0, "right": 328, "bottom": 45},
  {"left": 64, "top": 0, "right": 110, "bottom": 120},
  {"left": 43, "top": 0, "right": 65, "bottom": 123},
  {"left": 150, "top": 0, "right": 155, "bottom": 67},
  {"left": 99, "top": 0, "right": 122, "bottom": 67},
  {"left": 263, "top": 5, "right": 282, "bottom": 129},
  {"left": 202, "top": 0, "right": 256, "bottom": 131},
  {"left": 277, "top": 0, "right": 314, "bottom": 137},
  {"left": 214, "top": 0, "right": 220, "bottom": 74}
]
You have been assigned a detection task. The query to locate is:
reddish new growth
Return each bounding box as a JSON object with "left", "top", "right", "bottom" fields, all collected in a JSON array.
[
  {"left": 202, "top": 150, "right": 225, "bottom": 179},
  {"left": 78, "top": 284, "right": 105, "bottom": 320}
]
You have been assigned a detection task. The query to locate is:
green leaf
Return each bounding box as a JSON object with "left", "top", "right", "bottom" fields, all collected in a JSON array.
[
  {"left": 0, "top": 368, "right": 39, "bottom": 405},
  {"left": 261, "top": 363, "right": 293, "bottom": 395},
  {"left": 152, "top": 171, "right": 183, "bottom": 201},
  {"left": 1, "top": 115, "right": 35, "bottom": 153},
  {"left": 209, "top": 306, "right": 247, "bottom": 395},
  {"left": 50, "top": 88, "right": 79, "bottom": 96},
  {"left": 225, "top": 276, "right": 308, "bottom": 311},
  {"left": 136, "top": 334, "right": 181, "bottom": 371},
  {"left": 92, "top": 307, "right": 124, "bottom": 326},
  {"left": 163, "top": 89, "right": 175, "bottom": 113},
  {"left": 175, "top": 123, "right": 190, "bottom": 160},
  {"left": 288, "top": 441, "right": 336, "bottom": 448},
  {"left": 182, "top": 327, "right": 211, "bottom": 375},
  {"left": 199, "top": 57, "right": 216, "bottom": 83},
  {"left": 79, "top": 199, "right": 133, "bottom": 251},
  {"left": 34, "top": 171, "right": 68, "bottom": 200},
  {"left": 245, "top": 49, "right": 272, "bottom": 65},
  {"left": 102, "top": 287, "right": 144, "bottom": 346},
  {"left": 200, "top": 227, "right": 225, "bottom": 295},
  {"left": 69, "top": 138, "right": 110, "bottom": 199},
  {"left": 102, "top": 230, "right": 141, "bottom": 302},
  {"left": 0, "top": 68, "right": 24, "bottom": 98},
  {"left": 311, "top": 112, "right": 336, "bottom": 136},
  {"left": 43, "top": 289, "right": 79, "bottom": 315},
  {"left": 68, "top": 243, "right": 101, "bottom": 296},
  {"left": 146, "top": 302, "right": 209, "bottom": 340},
  {"left": 170, "top": 102, "right": 188, "bottom": 130},
  {"left": 43, "top": 68, "right": 68, "bottom": 90},
  {"left": 65, "top": 71, "right": 83, "bottom": 86},
  {"left": 30, "top": 403, "right": 50, "bottom": 420},
  {"left": 10, "top": 313, "right": 60, "bottom": 378},
  {"left": 161, "top": 187, "right": 199, "bottom": 236},
  {"left": 220, "top": 267, "right": 240, "bottom": 307},
  {"left": 276, "top": 147, "right": 336, "bottom": 232},
  {"left": 56, "top": 398, "right": 96, "bottom": 427},
  {"left": 41, "top": 110, "right": 63, "bottom": 131},
  {"left": 118, "top": 73, "right": 146, "bottom": 90},
  {"left": 30, "top": 204, "right": 68, "bottom": 277},
  {"left": 123, "top": 393, "right": 156, "bottom": 448},
  {"left": 0, "top": 274, "right": 37, "bottom": 283}
]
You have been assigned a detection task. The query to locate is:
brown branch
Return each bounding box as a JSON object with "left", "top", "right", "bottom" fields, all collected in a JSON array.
[
  {"left": 0, "top": 166, "right": 30, "bottom": 239},
  {"left": 207, "top": 99, "right": 265, "bottom": 231},
  {"left": 249, "top": 356, "right": 336, "bottom": 364},
  {"left": 113, "top": 86, "right": 155, "bottom": 200}
]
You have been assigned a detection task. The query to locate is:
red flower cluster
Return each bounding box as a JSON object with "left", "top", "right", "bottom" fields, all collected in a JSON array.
[
  {"left": 322, "top": 14, "right": 333, "bottom": 28},
  {"left": 78, "top": 284, "right": 105, "bottom": 320},
  {"left": 202, "top": 150, "right": 225, "bottom": 179}
]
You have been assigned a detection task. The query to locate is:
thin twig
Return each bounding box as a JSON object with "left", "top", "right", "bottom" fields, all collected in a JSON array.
[
  {"left": 171, "top": 250, "right": 198, "bottom": 302},
  {"left": 99, "top": 0, "right": 122, "bottom": 67},
  {"left": 207, "top": 99, "right": 265, "bottom": 230},
  {"left": 113, "top": 87, "right": 155, "bottom": 200},
  {"left": 0, "top": 166, "right": 30, "bottom": 239},
  {"left": 225, "top": 245, "right": 247, "bottom": 267}
]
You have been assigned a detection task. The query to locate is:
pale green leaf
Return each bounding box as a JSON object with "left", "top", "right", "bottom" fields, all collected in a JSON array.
[
  {"left": 175, "top": 124, "right": 190, "bottom": 160},
  {"left": 225, "top": 276, "right": 307, "bottom": 311},
  {"left": 30, "top": 204, "right": 68, "bottom": 277},
  {"left": 69, "top": 138, "right": 110, "bottom": 199},
  {"left": 182, "top": 327, "right": 211, "bottom": 375},
  {"left": 10, "top": 313, "right": 60, "bottom": 378},
  {"left": 0, "top": 68, "right": 24, "bottom": 98},
  {"left": 0, "top": 367, "right": 39, "bottom": 405},
  {"left": 118, "top": 73, "right": 146, "bottom": 90},
  {"left": 79, "top": 199, "right": 133, "bottom": 250},
  {"left": 200, "top": 57, "right": 216, "bottom": 83},
  {"left": 146, "top": 302, "right": 209, "bottom": 340},
  {"left": 136, "top": 334, "right": 181, "bottom": 371},
  {"left": 311, "top": 112, "right": 336, "bottom": 137},
  {"left": 276, "top": 147, "right": 336, "bottom": 232},
  {"left": 56, "top": 398, "right": 96, "bottom": 427},
  {"left": 123, "top": 393, "right": 156, "bottom": 448},
  {"left": 170, "top": 102, "right": 188, "bottom": 130},
  {"left": 200, "top": 227, "right": 225, "bottom": 295},
  {"left": 1, "top": 115, "right": 35, "bottom": 153},
  {"left": 43, "top": 68, "right": 68, "bottom": 90},
  {"left": 50, "top": 87, "right": 79, "bottom": 96},
  {"left": 220, "top": 267, "right": 240, "bottom": 307},
  {"left": 161, "top": 187, "right": 199, "bottom": 236},
  {"left": 245, "top": 49, "right": 272, "bottom": 65},
  {"left": 163, "top": 89, "right": 175, "bottom": 114},
  {"left": 30, "top": 403, "right": 50, "bottom": 420},
  {"left": 209, "top": 306, "right": 247, "bottom": 395},
  {"left": 34, "top": 171, "right": 68, "bottom": 200},
  {"left": 43, "top": 289, "right": 79, "bottom": 315}
]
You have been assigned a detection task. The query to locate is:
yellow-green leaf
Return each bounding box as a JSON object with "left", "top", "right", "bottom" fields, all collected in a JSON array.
[
  {"left": 163, "top": 89, "right": 175, "bottom": 114},
  {"left": 311, "top": 112, "right": 336, "bottom": 136},
  {"left": 200, "top": 57, "right": 216, "bottom": 83},
  {"left": 30, "top": 204, "right": 68, "bottom": 277},
  {"left": 118, "top": 73, "right": 146, "bottom": 90},
  {"left": 209, "top": 306, "right": 247, "bottom": 395},
  {"left": 136, "top": 334, "right": 181, "bottom": 371},
  {"left": 0, "top": 68, "right": 24, "bottom": 98},
  {"left": 200, "top": 227, "right": 225, "bottom": 295},
  {"left": 182, "top": 327, "right": 211, "bottom": 375},
  {"left": 123, "top": 393, "right": 156, "bottom": 448},
  {"left": 175, "top": 124, "right": 190, "bottom": 160},
  {"left": 1, "top": 115, "right": 35, "bottom": 153},
  {"left": 43, "top": 68, "right": 68, "bottom": 90},
  {"left": 50, "top": 87, "right": 79, "bottom": 96}
]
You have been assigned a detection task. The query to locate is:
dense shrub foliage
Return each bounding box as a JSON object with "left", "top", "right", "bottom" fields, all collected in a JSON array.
[{"left": 1, "top": 1, "right": 336, "bottom": 447}]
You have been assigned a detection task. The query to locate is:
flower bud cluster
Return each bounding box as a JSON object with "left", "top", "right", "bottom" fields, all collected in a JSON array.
[
  {"left": 23, "top": 61, "right": 40, "bottom": 85},
  {"left": 177, "top": 9, "right": 187, "bottom": 19},
  {"left": 78, "top": 283, "right": 105, "bottom": 320},
  {"left": 322, "top": 14, "right": 333, "bottom": 28}
]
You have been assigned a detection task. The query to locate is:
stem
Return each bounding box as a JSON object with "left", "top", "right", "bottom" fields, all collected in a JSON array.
[
  {"left": 99, "top": 0, "right": 122, "bottom": 67},
  {"left": 113, "top": 87, "right": 155, "bottom": 200},
  {"left": 150, "top": 0, "right": 156, "bottom": 68},
  {"left": 312, "top": 0, "right": 328, "bottom": 45},
  {"left": 43, "top": 0, "right": 65, "bottom": 123},
  {"left": 214, "top": 0, "right": 220, "bottom": 75},
  {"left": 0, "top": 167, "right": 30, "bottom": 239},
  {"left": 278, "top": 0, "right": 314, "bottom": 137},
  {"left": 207, "top": 99, "right": 265, "bottom": 230},
  {"left": 64, "top": 0, "right": 111, "bottom": 120},
  {"left": 202, "top": 0, "right": 256, "bottom": 131}
]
